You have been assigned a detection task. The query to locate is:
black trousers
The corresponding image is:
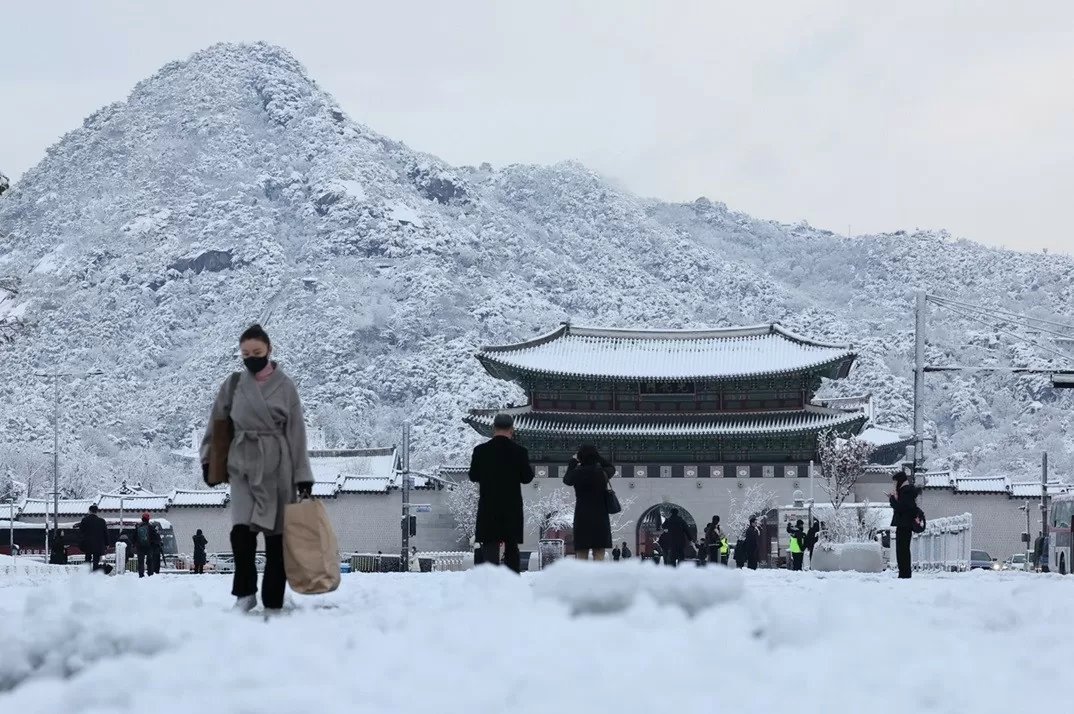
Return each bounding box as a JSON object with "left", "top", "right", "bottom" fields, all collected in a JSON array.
[
  {"left": 708, "top": 545, "right": 721, "bottom": 564},
  {"left": 231, "top": 525, "right": 287, "bottom": 609},
  {"left": 87, "top": 552, "right": 102, "bottom": 571},
  {"left": 481, "top": 541, "right": 521, "bottom": 574},
  {"left": 896, "top": 527, "right": 913, "bottom": 579},
  {"left": 193, "top": 560, "right": 205, "bottom": 574},
  {"left": 721, "top": 553, "right": 729, "bottom": 565},
  {"left": 792, "top": 552, "right": 804, "bottom": 571},
  {"left": 747, "top": 558, "right": 758, "bottom": 570},
  {"left": 137, "top": 551, "right": 152, "bottom": 577}
]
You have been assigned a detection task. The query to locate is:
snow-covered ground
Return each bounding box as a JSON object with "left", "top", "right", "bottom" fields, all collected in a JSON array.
[{"left": 2, "top": 562, "right": 1071, "bottom": 713}]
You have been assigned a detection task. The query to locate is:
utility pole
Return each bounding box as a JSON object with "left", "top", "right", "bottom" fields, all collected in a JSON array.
[
  {"left": 400, "top": 423, "right": 411, "bottom": 567},
  {"left": 912, "top": 291, "right": 927, "bottom": 483},
  {"left": 1022, "top": 501, "right": 1032, "bottom": 572},
  {"left": 1040, "top": 452, "right": 1050, "bottom": 572},
  {"left": 52, "top": 374, "right": 59, "bottom": 537}
]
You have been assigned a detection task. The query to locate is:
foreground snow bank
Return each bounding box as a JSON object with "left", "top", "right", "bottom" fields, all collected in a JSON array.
[
  {"left": 532, "top": 559, "right": 742, "bottom": 615},
  {"left": 810, "top": 542, "right": 884, "bottom": 573},
  {"left": 3, "top": 568, "right": 1074, "bottom": 713}
]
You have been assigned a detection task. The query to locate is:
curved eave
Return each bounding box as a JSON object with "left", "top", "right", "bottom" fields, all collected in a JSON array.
[
  {"left": 475, "top": 353, "right": 856, "bottom": 384},
  {"left": 464, "top": 411, "right": 867, "bottom": 440}
]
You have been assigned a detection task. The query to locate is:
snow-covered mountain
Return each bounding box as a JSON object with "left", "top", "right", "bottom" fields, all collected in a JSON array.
[{"left": 1, "top": 42, "right": 1071, "bottom": 495}]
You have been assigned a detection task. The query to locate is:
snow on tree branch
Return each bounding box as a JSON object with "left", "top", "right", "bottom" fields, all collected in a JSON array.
[
  {"left": 443, "top": 479, "right": 479, "bottom": 545},
  {"left": 726, "top": 484, "right": 776, "bottom": 541},
  {"left": 0, "top": 170, "right": 9, "bottom": 198},
  {"left": 817, "top": 429, "right": 874, "bottom": 511}
]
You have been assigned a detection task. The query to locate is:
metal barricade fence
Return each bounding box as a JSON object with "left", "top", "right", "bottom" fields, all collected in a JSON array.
[{"left": 890, "top": 513, "right": 972, "bottom": 572}]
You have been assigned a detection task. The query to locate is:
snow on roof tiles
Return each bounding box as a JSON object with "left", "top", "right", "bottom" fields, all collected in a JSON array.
[
  {"left": 18, "top": 498, "right": 96, "bottom": 516},
  {"left": 170, "top": 489, "right": 229, "bottom": 507},
  {"left": 1008, "top": 481, "right": 1070, "bottom": 499},
  {"left": 858, "top": 426, "right": 913, "bottom": 447},
  {"left": 466, "top": 406, "right": 866, "bottom": 438},
  {"left": 952, "top": 477, "right": 1008, "bottom": 494},
  {"left": 339, "top": 476, "right": 391, "bottom": 493},
  {"left": 477, "top": 324, "right": 856, "bottom": 381},
  {"left": 96, "top": 493, "right": 171, "bottom": 511}
]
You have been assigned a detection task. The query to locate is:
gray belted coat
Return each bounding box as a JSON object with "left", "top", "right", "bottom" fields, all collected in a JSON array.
[{"left": 200, "top": 366, "right": 314, "bottom": 534}]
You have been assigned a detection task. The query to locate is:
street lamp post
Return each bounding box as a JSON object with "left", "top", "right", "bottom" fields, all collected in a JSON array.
[{"left": 35, "top": 369, "right": 104, "bottom": 536}]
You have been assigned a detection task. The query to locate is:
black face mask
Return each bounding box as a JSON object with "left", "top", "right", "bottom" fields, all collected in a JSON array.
[{"left": 243, "top": 355, "right": 269, "bottom": 374}]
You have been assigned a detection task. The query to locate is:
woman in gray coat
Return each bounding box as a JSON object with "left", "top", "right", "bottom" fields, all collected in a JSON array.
[{"left": 200, "top": 324, "right": 314, "bottom": 612}]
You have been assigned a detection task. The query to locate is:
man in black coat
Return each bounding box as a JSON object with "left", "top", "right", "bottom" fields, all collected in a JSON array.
[
  {"left": 468, "top": 413, "right": 535, "bottom": 574},
  {"left": 620, "top": 541, "right": 632, "bottom": 559},
  {"left": 79, "top": 504, "right": 109, "bottom": 572},
  {"left": 744, "top": 516, "right": 762, "bottom": 570},
  {"left": 662, "top": 508, "right": 691, "bottom": 567},
  {"left": 192, "top": 529, "right": 208, "bottom": 574}
]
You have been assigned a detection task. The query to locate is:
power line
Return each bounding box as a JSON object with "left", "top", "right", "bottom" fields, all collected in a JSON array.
[
  {"left": 928, "top": 294, "right": 1074, "bottom": 333},
  {"left": 935, "top": 302, "right": 1072, "bottom": 362}
]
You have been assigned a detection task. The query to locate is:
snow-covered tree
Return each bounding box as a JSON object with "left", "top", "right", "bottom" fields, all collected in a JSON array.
[
  {"left": 525, "top": 486, "right": 575, "bottom": 538},
  {"left": 817, "top": 429, "right": 875, "bottom": 510},
  {"left": 443, "top": 479, "right": 479, "bottom": 545},
  {"left": 0, "top": 445, "right": 50, "bottom": 498},
  {"left": 726, "top": 484, "right": 776, "bottom": 541},
  {"left": 0, "top": 170, "right": 8, "bottom": 198}
]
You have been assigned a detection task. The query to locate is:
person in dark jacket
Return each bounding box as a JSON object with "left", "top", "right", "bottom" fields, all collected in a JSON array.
[
  {"left": 621, "top": 542, "right": 632, "bottom": 559},
  {"left": 889, "top": 471, "right": 921, "bottom": 579},
  {"left": 662, "top": 509, "right": 691, "bottom": 567},
  {"left": 49, "top": 529, "right": 69, "bottom": 565},
  {"left": 564, "top": 444, "right": 615, "bottom": 560},
  {"left": 806, "top": 519, "right": 821, "bottom": 561},
  {"left": 733, "top": 538, "right": 746, "bottom": 568},
  {"left": 79, "top": 505, "right": 109, "bottom": 571},
  {"left": 193, "top": 529, "right": 208, "bottom": 574},
  {"left": 744, "top": 516, "right": 762, "bottom": 570},
  {"left": 705, "top": 516, "right": 724, "bottom": 565},
  {"left": 787, "top": 519, "right": 806, "bottom": 571},
  {"left": 468, "top": 413, "right": 535, "bottom": 574},
  {"left": 134, "top": 513, "right": 156, "bottom": 577},
  {"left": 612, "top": 547, "right": 621, "bottom": 562}
]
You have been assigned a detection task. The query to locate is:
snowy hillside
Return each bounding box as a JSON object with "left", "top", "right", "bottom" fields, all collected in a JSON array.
[{"left": 0, "top": 42, "right": 1071, "bottom": 495}]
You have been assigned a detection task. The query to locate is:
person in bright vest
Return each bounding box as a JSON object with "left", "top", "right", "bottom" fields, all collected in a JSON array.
[
  {"left": 719, "top": 535, "right": 730, "bottom": 565},
  {"left": 787, "top": 519, "right": 806, "bottom": 571}
]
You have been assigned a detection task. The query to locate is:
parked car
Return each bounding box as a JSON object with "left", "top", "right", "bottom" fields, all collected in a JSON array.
[
  {"left": 970, "top": 550, "right": 999, "bottom": 570},
  {"left": 1003, "top": 553, "right": 1028, "bottom": 571}
]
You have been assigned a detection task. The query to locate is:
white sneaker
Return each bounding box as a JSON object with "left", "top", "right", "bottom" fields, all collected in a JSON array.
[{"left": 233, "top": 595, "right": 257, "bottom": 613}]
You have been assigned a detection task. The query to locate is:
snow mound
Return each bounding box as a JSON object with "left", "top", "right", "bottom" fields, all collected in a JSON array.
[
  {"left": 531, "top": 559, "right": 743, "bottom": 616},
  {"left": 0, "top": 575, "right": 204, "bottom": 691},
  {"left": 811, "top": 541, "right": 884, "bottom": 572}
]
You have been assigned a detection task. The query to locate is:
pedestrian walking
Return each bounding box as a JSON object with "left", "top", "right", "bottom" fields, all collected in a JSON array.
[
  {"left": 192, "top": 529, "right": 208, "bottom": 574},
  {"left": 704, "top": 516, "right": 724, "bottom": 565},
  {"left": 612, "top": 546, "right": 621, "bottom": 562},
  {"left": 79, "top": 504, "right": 109, "bottom": 572},
  {"left": 889, "top": 471, "right": 921, "bottom": 579},
  {"left": 468, "top": 413, "right": 535, "bottom": 574},
  {"left": 662, "top": 508, "right": 691, "bottom": 567},
  {"left": 621, "top": 541, "right": 632, "bottom": 559},
  {"left": 720, "top": 534, "right": 730, "bottom": 565},
  {"left": 744, "top": 516, "right": 762, "bottom": 570},
  {"left": 787, "top": 519, "right": 805, "bottom": 571},
  {"left": 134, "top": 514, "right": 156, "bottom": 577},
  {"left": 200, "top": 324, "right": 316, "bottom": 612},
  {"left": 564, "top": 444, "right": 615, "bottom": 561},
  {"left": 149, "top": 520, "right": 163, "bottom": 574}
]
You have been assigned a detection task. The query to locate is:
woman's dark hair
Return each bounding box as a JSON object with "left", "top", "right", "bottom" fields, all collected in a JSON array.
[
  {"left": 577, "top": 444, "right": 600, "bottom": 465},
  {"left": 893, "top": 471, "right": 908, "bottom": 487},
  {"left": 240, "top": 323, "right": 271, "bottom": 348}
]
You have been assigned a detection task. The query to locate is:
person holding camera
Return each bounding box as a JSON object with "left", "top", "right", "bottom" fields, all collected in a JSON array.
[{"left": 564, "top": 444, "right": 616, "bottom": 561}]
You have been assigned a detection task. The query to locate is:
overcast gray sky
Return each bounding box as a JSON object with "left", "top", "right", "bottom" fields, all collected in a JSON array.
[{"left": 2, "top": 1, "right": 1072, "bottom": 253}]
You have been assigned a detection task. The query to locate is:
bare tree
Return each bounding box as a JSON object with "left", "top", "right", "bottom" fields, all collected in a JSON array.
[
  {"left": 817, "top": 429, "right": 875, "bottom": 510},
  {"left": 726, "top": 484, "right": 776, "bottom": 541}
]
